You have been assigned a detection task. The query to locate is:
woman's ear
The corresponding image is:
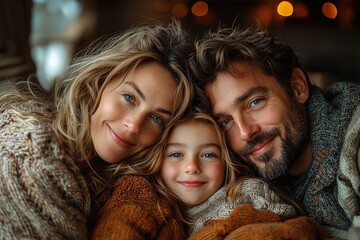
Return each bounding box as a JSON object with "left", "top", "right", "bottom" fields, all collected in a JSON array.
[{"left": 291, "top": 67, "right": 310, "bottom": 104}]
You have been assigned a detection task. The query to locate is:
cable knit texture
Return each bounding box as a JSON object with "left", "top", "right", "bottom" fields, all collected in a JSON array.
[
  {"left": 289, "top": 82, "right": 360, "bottom": 235},
  {"left": 0, "top": 106, "right": 90, "bottom": 240},
  {"left": 91, "top": 175, "right": 186, "bottom": 240},
  {"left": 186, "top": 177, "right": 296, "bottom": 234},
  {"left": 337, "top": 105, "right": 360, "bottom": 240},
  {"left": 188, "top": 204, "right": 329, "bottom": 240}
]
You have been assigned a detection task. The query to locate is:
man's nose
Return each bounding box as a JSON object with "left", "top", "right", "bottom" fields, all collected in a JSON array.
[{"left": 234, "top": 114, "right": 259, "bottom": 141}]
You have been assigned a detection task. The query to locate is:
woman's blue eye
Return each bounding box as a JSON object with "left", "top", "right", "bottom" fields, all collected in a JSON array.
[
  {"left": 151, "top": 115, "right": 163, "bottom": 125},
  {"left": 124, "top": 94, "right": 134, "bottom": 103}
]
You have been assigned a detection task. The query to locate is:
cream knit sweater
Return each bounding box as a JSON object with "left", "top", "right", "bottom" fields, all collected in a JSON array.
[
  {"left": 186, "top": 177, "right": 296, "bottom": 234},
  {"left": 0, "top": 106, "right": 90, "bottom": 239}
]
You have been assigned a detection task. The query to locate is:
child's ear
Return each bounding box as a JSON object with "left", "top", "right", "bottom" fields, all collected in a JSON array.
[{"left": 291, "top": 67, "right": 310, "bottom": 104}]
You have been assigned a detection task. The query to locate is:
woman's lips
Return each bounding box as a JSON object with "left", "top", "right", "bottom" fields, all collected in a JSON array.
[{"left": 108, "top": 125, "right": 133, "bottom": 147}]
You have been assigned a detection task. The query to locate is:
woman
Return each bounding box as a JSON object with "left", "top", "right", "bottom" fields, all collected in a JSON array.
[{"left": 0, "top": 20, "right": 193, "bottom": 239}]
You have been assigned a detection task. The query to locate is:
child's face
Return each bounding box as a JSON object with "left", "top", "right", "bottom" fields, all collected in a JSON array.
[{"left": 161, "top": 121, "right": 225, "bottom": 207}]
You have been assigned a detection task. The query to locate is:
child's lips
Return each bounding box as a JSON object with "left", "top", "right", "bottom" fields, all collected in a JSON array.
[{"left": 178, "top": 181, "right": 206, "bottom": 188}]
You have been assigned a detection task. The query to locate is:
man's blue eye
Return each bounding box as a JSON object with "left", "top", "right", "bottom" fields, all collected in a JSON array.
[
  {"left": 250, "top": 98, "right": 262, "bottom": 107},
  {"left": 220, "top": 118, "right": 231, "bottom": 128}
]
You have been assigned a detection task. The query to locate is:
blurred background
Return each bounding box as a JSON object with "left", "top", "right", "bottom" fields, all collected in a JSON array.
[{"left": 1, "top": 0, "right": 359, "bottom": 90}]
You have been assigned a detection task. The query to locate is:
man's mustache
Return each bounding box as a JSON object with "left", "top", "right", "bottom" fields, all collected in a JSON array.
[{"left": 239, "top": 128, "right": 280, "bottom": 157}]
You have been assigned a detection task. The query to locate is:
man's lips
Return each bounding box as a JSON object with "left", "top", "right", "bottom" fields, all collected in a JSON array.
[
  {"left": 108, "top": 125, "right": 133, "bottom": 147},
  {"left": 249, "top": 137, "right": 274, "bottom": 157},
  {"left": 178, "top": 181, "right": 206, "bottom": 188}
]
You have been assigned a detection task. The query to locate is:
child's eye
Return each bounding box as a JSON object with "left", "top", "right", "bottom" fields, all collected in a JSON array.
[
  {"left": 169, "top": 152, "right": 183, "bottom": 158},
  {"left": 202, "top": 152, "right": 217, "bottom": 158}
]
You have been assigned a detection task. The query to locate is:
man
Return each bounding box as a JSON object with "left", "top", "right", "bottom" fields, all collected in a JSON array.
[{"left": 190, "top": 26, "right": 360, "bottom": 239}]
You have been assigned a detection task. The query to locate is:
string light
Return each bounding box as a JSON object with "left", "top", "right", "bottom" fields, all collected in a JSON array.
[
  {"left": 322, "top": 2, "right": 337, "bottom": 19},
  {"left": 191, "top": 1, "right": 208, "bottom": 17},
  {"left": 172, "top": 3, "right": 188, "bottom": 18}
]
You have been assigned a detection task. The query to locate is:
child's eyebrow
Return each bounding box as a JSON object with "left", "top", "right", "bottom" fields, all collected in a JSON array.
[
  {"left": 166, "top": 142, "right": 184, "bottom": 147},
  {"left": 166, "top": 143, "right": 220, "bottom": 148},
  {"left": 200, "top": 143, "right": 221, "bottom": 149}
]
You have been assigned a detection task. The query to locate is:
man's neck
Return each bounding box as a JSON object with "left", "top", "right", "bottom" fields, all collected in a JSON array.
[{"left": 287, "top": 143, "right": 312, "bottom": 177}]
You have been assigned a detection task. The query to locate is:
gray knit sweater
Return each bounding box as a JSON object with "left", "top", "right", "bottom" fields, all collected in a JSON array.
[
  {"left": 0, "top": 105, "right": 90, "bottom": 239},
  {"left": 186, "top": 177, "right": 296, "bottom": 235}
]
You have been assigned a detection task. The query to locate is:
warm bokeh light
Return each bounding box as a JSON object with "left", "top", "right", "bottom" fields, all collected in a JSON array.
[
  {"left": 254, "top": 3, "right": 273, "bottom": 27},
  {"left": 191, "top": 1, "right": 208, "bottom": 17},
  {"left": 339, "top": 4, "right": 355, "bottom": 28},
  {"left": 154, "top": 0, "right": 171, "bottom": 13},
  {"left": 195, "top": 9, "right": 216, "bottom": 26},
  {"left": 277, "top": 1, "right": 293, "bottom": 17},
  {"left": 293, "top": 3, "right": 309, "bottom": 18},
  {"left": 322, "top": 2, "right": 337, "bottom": 19},
  {"left": 172, "top": 3, "right": 188, "bottom": 18}
]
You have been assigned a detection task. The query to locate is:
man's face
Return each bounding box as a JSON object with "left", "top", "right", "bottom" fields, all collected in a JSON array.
[{"left": 205, "top": 61, "right": 309, "bottom": 180}]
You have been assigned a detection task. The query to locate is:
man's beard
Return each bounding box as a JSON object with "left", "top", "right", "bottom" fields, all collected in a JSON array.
[{"left": 238, "top": 102, "right": 309, "bottom": 180}]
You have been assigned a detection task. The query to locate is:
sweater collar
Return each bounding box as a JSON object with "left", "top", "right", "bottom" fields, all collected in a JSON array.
[{"left": 298, "top": 82, "right": 360, "bottom": 194}]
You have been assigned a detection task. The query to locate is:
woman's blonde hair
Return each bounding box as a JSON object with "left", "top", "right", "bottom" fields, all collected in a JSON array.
[{"left": 0, "top": 20, "right": 193, "bottom": 198}]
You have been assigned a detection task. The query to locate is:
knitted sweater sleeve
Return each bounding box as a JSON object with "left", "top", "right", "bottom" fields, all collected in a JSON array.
[
  {"left": 188, "top": 204, "right": 329, "bottom": 240},
  {"left": 0, "top": 110, "right": 90, "bottom": 240},
  {"left": 91, "top": 175, "right": 186, "bottom": 240},
  {"left": 236, "top": 177, "right": 297, "bottom": 219}
]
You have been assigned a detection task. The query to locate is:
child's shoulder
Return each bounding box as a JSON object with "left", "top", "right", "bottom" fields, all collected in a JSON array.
[{"left": 239, "top": 176, "right": 270, "bottom": 189}]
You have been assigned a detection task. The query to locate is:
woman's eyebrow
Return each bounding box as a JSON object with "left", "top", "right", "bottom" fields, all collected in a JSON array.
[
  {"left": 124, "top": 81, "right": 172, "bottom": 116},
  {"left": 124, "top": 82, "right": 145, "bottom": 100}
]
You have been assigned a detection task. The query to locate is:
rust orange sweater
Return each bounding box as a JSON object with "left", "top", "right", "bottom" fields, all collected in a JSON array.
[
  {"left": 188, "top": 204, "right": 331, "bottom": 240},
  {"left": 91, "top": 175, "right": 186, "bottom": 240}
]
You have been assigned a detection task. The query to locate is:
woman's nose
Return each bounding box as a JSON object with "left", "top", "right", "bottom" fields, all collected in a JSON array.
[{"left": 124, "top": 111, "right": 145, "bottom": 134}]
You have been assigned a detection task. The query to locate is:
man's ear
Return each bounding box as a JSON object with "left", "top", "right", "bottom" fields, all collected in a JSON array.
[{"left": 291, "top": 67, "right": 310, "bottom": 104}]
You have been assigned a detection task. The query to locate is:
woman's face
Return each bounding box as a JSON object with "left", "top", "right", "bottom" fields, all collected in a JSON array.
[{"left": 91, "top": 61, "right": 178, "bottom": 163}]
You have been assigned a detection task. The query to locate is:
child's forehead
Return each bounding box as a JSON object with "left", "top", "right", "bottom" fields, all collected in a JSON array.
[
  {"left": 174, "top": 119, "right": 213, "bottom": 131},
  {"left": 168, "top": 120, "right": 219, "bottom": 142}
]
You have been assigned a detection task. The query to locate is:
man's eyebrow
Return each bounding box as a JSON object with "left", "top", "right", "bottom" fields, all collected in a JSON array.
[
  {"left": 124, "top": 81, "right": 172, "bottom": 116},
  {"left": 233, "top": 86, "right": 268, "bottom": 106},
  {"left": 212, "top": 86, "right": 268, "bottom": 120},
  {"left": 125, "top": 82, "right": 145, "bottom": 100}
]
